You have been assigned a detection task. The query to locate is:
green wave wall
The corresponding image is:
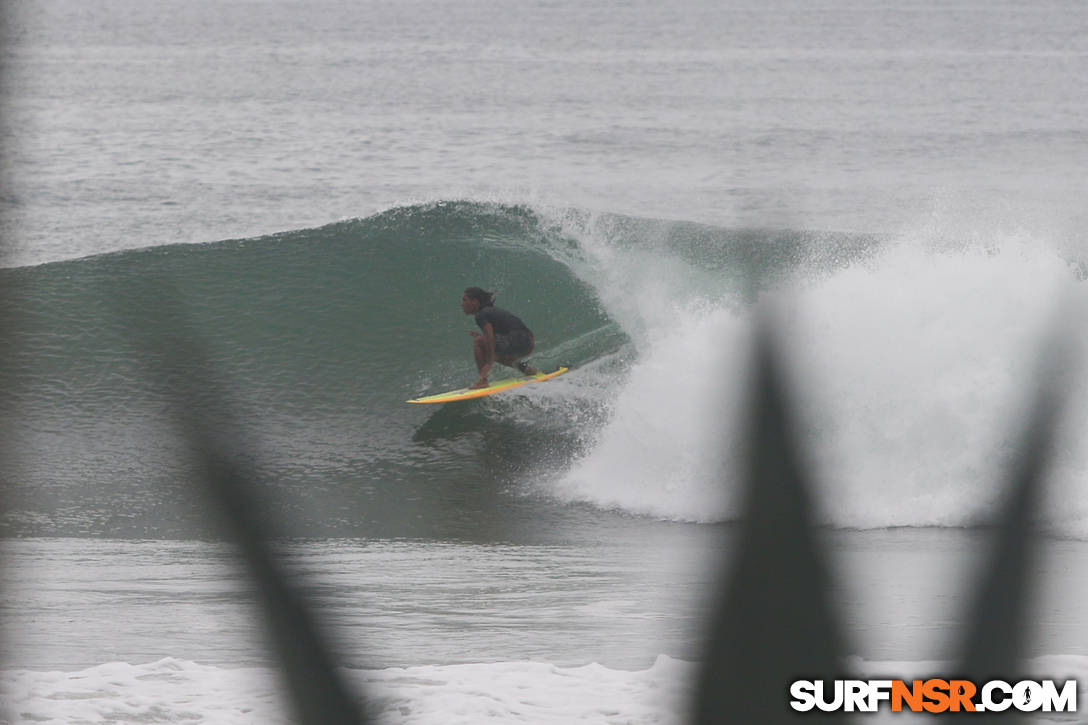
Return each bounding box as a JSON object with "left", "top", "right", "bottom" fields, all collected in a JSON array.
[{"left": 0, "top": 201, "right": 877, "bottom": 538}]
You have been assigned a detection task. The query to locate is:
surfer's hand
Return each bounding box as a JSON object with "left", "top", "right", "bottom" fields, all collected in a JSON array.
[{"left": 468, "top": 330, "right": 481, "bottom": 338}]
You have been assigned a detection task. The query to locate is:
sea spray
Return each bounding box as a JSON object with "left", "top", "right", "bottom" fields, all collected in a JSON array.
[
  {"left": 786, "top": 228, "right": 1088, "bottom": 536},
  {"left": 554, "top": 302, "right": 751, "bottom": 522},
  {"left": 556, "top": 217, "right": 1088, "bottom": 536}
]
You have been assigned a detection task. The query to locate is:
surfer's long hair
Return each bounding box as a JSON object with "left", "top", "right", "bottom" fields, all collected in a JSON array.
[{"left": 463, "top": 287, "right": 496, "bottom": 308}]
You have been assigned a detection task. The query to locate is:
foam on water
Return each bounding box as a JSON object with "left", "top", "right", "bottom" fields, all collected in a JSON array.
[
  {"left": 0, "top": 656, "right": 689, "bottom": 725},
  {"left": 5, "top": 654, "right": 1088, "bottom": 724}
]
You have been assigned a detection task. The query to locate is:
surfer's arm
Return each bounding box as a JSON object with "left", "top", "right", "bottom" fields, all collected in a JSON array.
[
  {"left": 480, "top": 322, "right": 497, "bottom": 373},
  {"left": 468, "top": 323, "right": 497, "bottom": 386}
]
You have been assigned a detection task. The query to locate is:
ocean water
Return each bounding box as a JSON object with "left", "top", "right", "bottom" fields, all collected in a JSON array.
[{"left": 3, "top": 0, "right": 1088, "bottom": 723}]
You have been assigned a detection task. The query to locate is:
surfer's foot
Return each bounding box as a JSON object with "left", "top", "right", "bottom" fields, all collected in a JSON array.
[
  {"left": 516, "top": 361, "right": 539, "bottom": 375},
  {"left": 469, "top": 378, "right": 489, "bottom": 390}
]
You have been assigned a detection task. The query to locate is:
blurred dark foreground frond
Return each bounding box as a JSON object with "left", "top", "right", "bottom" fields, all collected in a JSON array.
[
  {"left": 690, "top": 321, "right": 850, "bottom": 724},
  {"left": 118, "top": 283, "right": 371, "bottom": 725}
]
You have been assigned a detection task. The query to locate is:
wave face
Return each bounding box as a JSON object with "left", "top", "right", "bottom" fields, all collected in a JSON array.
[{"left": 1, "top": 201, "right": 1086, "bottom": 538}]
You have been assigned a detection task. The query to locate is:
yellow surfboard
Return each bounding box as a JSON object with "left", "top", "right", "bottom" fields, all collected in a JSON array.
[{"left": 407, "top": 367, "right": 569, "bottom": 404}]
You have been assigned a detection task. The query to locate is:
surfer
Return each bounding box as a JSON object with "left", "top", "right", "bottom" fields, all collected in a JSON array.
[{"left": 461, "top": 287, "right": 539, "bottom": 389}]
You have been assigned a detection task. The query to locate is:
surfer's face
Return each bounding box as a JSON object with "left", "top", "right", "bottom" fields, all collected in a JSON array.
[{"left": 461, "top": 294, "right": 479, "bottom": 314}]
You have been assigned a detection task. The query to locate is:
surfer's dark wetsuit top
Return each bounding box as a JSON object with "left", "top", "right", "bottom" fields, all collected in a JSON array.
[{"left": 475, "top": 306, "right": 533, "bottom": 358}]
